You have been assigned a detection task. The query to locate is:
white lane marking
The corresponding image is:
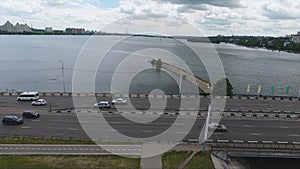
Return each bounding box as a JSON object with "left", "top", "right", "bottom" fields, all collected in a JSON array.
[
  {"left": 250, "top": 133, "right": 261, "bottom": 136},
  {"left": 32, "top": 119, "right": 40, "bottom": 122},
  {"left": 67, "top": 128, "right": 78, "bottom": 131},
  {"left": 21, "top": 126, "right": 31, "bottom": 129},
  {"left": 107, "top": 129, "right": 117, "bottom": 132},
  {"left": 177, "top": 131, "right": 188, "bottom": 134},
  {"left": 141, "top": 130, "right": 152, "bottom": 133},
  {"left": 279, "top": 126, "right": 290, "bottom": 129},
  {"left": 243, "top": 125, "right": 252, "bottom": 128},
  {"left": 289, "top": 134, "right": 299, "bottom": 137}
]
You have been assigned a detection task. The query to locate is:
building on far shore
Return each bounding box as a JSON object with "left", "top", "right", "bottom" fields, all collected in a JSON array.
[
  {"left": 291, "top": 31, "right": 300, "bottom": 43},
  {"left": 0, "top": 21, "right": 32, "bottom": 33},
  {"left": 45, "top": 27, "right": 53, "bottom": 33},
  {"left": 65, "top": 28, "right": 85, "bottom": 34}
]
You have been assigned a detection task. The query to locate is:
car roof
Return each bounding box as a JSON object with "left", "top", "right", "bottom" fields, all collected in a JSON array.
[
  {"left": 24, "top": 110, "right": 35, "bottom": 113},
  {"left": 20, "top": 92, "right": 38, "bottom": 95},
  {"left": 4, "top": 115, "right": 18, "bottom": 118}
]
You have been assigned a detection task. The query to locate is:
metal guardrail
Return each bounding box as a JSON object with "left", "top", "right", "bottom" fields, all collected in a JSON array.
[
  {"left": 209, "top": 141, "right": 300, "bottom": 157},
  {"left": 0, "top": 92, "right": 299, "bottom": 102}
]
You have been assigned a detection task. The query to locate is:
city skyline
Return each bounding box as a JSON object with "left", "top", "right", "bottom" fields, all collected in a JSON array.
[{"left": 0, "top": 0, "right": 300, "bottom": 36}]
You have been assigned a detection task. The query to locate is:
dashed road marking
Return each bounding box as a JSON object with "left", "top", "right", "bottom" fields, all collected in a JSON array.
[
  {"left": 142, "top": 130, "right": 152, "bottom": 133},
  {"left": 289, "top": 134, "right": 299, "bottom": 137},
  {"left": 177, "top": 132, "right": 188, "bottom": 134},
  {"left": 107, "top": 129, "right": 117, "bottom": 132},
  {"left": 67, "top": 128, "right": 78, "bottom": 131},
  {"left": 21, "top": 126, "right": 31, "bottom": 129},
  {"left": 279, "top": 126, "right": 290, "bottom": 129},
  {"left": 250, "top": 133, "right": 261, "bottom": 136},
  {"left": 243, "top": 125, "right": 252, "bottom": 128}
]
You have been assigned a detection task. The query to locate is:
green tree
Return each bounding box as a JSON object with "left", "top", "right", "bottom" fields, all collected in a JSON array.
[{"left": 212, "top": 77, "right": 233, "bottom": 96}]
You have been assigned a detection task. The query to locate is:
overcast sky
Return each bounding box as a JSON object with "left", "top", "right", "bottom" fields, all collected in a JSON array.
[{"left": 1, "top": 0, "right": 299, "bottom": 36}]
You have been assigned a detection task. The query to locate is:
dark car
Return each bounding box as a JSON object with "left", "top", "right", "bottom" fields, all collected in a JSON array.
[
  {"left": 22, "top": 111, "right": 40, "bottom": 118},
  {"left": 2, "top": 115, "right": 24, "bottom": 125}
]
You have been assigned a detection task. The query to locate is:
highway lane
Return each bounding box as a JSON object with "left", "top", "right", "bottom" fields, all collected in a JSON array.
[
  {"left": 1, "top": 95, "right": 300, "bottom": 112},
  {"left": 0, "top": 111, "right": 300, "bottom": 143}
]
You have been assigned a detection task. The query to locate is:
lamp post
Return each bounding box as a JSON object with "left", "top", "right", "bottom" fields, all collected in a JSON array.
[
  {"left": 202, "top": 104, "right": 211, "bottom": 153},
  {"left": 58, "top": 59, "right": 65, "bottom": 93}
]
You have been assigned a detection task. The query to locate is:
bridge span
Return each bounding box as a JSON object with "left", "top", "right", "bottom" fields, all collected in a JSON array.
[{"left": 151, "top": 59, "right": 212, "bottom": 94}]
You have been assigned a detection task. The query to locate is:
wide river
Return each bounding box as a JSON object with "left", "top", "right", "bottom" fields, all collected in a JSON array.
[{"left": 1, "top": 35, "right": 300, "bottom": 96}]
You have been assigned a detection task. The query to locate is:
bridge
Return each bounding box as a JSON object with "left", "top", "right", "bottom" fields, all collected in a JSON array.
[{"left": 150, "top": 59, "right": 212, "bottom": 94}]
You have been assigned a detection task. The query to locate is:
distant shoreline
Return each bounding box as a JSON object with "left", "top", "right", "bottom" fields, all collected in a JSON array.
[{"left": 1, "top": 33, "right": 300, "bottom": 54}]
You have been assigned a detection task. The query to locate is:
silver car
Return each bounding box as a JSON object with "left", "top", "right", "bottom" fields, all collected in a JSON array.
[
  {"left": 112, "top": 98, "right": 127, "bottom": 105},
  {"left": 31, "top": 99, "right": 47, "bottom": 106},
  {"left": 94, "top": 101, "right": 110, "bottom": 108}
]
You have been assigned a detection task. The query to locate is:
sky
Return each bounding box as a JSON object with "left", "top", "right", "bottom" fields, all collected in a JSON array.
[{"left": 1, "top": 0, "right": 300, "bottom": 36}]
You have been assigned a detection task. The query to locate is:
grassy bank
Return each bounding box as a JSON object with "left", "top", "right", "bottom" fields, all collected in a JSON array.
[
  {"left": 162, "top": 150, "right": 192, "bottom": 169},
  {"left": 184, "top": 152, "right": 214, "bottom": 169},
  {"left": 0, "top": 155, "right": 140, "bottom": 169}
]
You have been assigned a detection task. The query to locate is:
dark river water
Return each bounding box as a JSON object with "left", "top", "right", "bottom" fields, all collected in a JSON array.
[{"left": 1, "top": 35, "right": 300, "bottom": 96}]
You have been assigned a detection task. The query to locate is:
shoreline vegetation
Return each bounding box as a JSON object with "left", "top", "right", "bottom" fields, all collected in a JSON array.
[
  {"left": 1, "top": 31, "right": 300, "bottom": 54},
  {"left": 184, "top": 35, "right": 300, "bottom": 54}
]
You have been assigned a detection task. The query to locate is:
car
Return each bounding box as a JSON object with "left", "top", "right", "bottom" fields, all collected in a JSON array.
[
  {"left": 208, "top": 122, "right": 227, "bottom": 132},
  {"left": 93, "top": 101, "right": 110, "bottom": 108},
  {"left": 17, "top": 92, "right": 39, "bottom": 101},
  {"left": 112, "top": 98, "right": 127, "bottom": 105},
  {"left": 31, "top": 99, "right": 47, "bottom": 106},
  {"left": 2, "top": 115, "right": 24, "bottom": 125},
  {"left": 22, "top": 111, "right": 40, "bottom": 118}
]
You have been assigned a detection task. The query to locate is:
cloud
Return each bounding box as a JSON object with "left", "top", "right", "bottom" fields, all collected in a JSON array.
[
  {"left": 120, "top": 6, "right": 135, "bottom": 14},
  {"left": 160, "top": 0, "right": 244, "bottom": 8},
  {"left": 42, "top": 0, "right": 70, "bottom": 6},
  {"left": 177, "top": 4, "right": 209, "bottom": 13},
  {"left": 262, "top": 4, "right": 296, "bottom": 20},
  {"left": 142, "top": 9, "right": 168, "bottom": 18}
]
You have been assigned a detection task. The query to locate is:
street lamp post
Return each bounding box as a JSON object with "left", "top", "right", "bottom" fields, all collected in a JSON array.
[
  {"left": 58, "top": 59, "right": 65, "bottom": 93},
  {"left": 202, "top": 104, "right": 211, "bottom": 153}
]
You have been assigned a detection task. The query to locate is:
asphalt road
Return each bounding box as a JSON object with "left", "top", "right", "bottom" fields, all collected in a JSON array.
[
  {"left": 0, "top": 95, "right": 300, "bottom": 143},
  {"left": 1, "top": 95, "right": 300, "bottom": 112}
]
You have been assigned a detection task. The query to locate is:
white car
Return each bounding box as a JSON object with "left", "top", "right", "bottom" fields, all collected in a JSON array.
[
  {"left": 93, "top": 101, "right": 110, "bottom": 108},
  {"left": 111, "top": 98, "right": 127, "bottom": 105},
  {"left": 31, "top": 99, "right": 47, "bottom": 106},
  {"left": 208, "top": 122, "right": 227, "bottom": 132}
]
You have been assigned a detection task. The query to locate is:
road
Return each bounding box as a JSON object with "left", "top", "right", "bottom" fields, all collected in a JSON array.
[
  {"left": 1, "top": 95, "right": 300, "bottom": 112},
  {"left": 0, "top": 95, "right": 300, "bottom": 143},
  {"left": 0, "top": 144, "right": 141, "bottom": 155}
]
